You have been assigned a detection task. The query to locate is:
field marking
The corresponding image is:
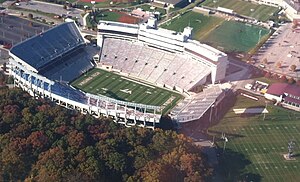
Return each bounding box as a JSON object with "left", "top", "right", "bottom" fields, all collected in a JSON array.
[{"left": 121, "top": 76, "right": 155, "bottom": 88}]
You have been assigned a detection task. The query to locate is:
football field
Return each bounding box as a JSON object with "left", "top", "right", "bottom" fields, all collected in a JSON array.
[
  {"left": 71, "top": 68, "right": 183, "bottom": 114},
  {"left": 201, "top": 0, "right": 280, "bottom": 21},
  {"left": 209, "top": 95, "right": 300, "bottom": 181}
]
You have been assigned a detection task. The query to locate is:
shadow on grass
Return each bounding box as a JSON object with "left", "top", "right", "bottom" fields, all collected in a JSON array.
[
  {"left": 217, "top": 148, "right": 262, "bottom": 182},
  {"left": 208, "top": 130, "right": 245, "bottom": 139}
]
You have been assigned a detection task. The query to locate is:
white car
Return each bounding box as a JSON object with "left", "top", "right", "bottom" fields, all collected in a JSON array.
[{"left": 259, "top": 64, "right": 265, "bottom": 68}]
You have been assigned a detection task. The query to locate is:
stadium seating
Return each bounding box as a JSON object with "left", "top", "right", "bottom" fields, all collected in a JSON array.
[
  {"left": 41, "top": 48, "right": 94, "bottom": 82},
  {"left": 10, "top": 22, "right": 84, "bottom": 71},
  {"left": 171, "top": 85, "right": 222, "bottom": 122},
  {"left": 99, "top": 38, "right": 211, "bottom": 91}
]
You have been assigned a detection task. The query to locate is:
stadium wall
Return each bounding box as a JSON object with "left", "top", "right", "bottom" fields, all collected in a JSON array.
[{"left": 9, "top": 59, "right": 161, "bottom": 129}]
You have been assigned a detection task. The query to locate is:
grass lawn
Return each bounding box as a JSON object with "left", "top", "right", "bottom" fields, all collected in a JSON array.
[
  {"left": 200, "top": 0, "right": 280, "bottom": 21},
  {"left": 71, "top": 68, "right": 183, "bottom": 114},
  {"left": 209, "top": 94, "right": 300, "bottom": 182},
  {"left": 202, "top": 21, "right": 270, "bottom": 52},
  {"left": 87, "top": 11, "right": 122, "bottom": 24},
  {"left": 160, "top": 11, "right": 224, "bottom": 40}
]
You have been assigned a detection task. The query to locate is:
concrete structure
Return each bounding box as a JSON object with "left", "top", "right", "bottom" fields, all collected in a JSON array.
[
  {"left": 97, "top": 18, "right": 228, "bottom": 86},
  {"left": 97, "top": 18, "right": 228, "bottom": 123},
  {"left": 8, "top": 22, "right": 161, "bottom": 129},
  {"left": 153, "top": 0, "right": 187, "bottom": 8}
]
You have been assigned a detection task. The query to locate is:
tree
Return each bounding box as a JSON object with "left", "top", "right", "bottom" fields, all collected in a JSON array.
[
  {"left": 28, "top": 13, "right": 33, "bottom": 19},
  {"left": 288, "top": 77, "right": 295, "bottom": 84},
  {"left": 290, "top": 64, "right": 297, "bottom": 72},
  {"left": 0, "top": 88, "right": 211, "bottom": 181},
  {"left": 264, "top": 72, "right": 271, "bottom": 78},
  {"left": 276, "top": 61, "right": 282, "bottom": 68},
  {"left": 262, "top": 58, "right": 268, "bottom": 65},
  {"left": 279, "top": 75, "right": 287, "bottom": 83}
]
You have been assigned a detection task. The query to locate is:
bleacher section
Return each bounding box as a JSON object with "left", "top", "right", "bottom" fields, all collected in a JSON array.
[
  {"left": 10, "top": 22, "right": 84, "bottom": 71},
  {"left": 100, "top": 38, "right": 211, "bottom": 91},
  {"left": 40, "top": 48, "right": 94, "bottom": 82},
  {"left": 171, "top": 85, "right": 223, "bottom": 122}
]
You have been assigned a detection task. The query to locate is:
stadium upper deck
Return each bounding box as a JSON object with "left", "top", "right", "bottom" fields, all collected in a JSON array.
[
  {"left": 10, "top": 22, "right": 85, "bottom": 73},
  {"left": 97, "top": 18, "right": 228, "bottom": 88}
]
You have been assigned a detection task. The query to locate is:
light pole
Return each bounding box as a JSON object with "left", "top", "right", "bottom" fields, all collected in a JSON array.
[{"left": 209, "top": 104, "right": 215, "bottom": 123}]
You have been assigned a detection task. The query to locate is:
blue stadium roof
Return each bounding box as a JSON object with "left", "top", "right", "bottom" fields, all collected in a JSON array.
[{"left": 10, "top": 22, "right": 84, "bottom": 71}]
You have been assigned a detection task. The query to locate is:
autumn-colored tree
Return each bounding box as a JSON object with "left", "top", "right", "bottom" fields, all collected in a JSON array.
[
  {"left": 279, "top": 75, "right": 287, "bottom": 83},
  {"left": 276, "top": 61, "right": 282, "bottom": 68},
  {"left": 264, "top": 72, "right": 271, "bottom": 78},
  {"left": 262, "top": 58, "right": 268, "bottom": 65},
  {"left": 288, "top": 77, "right": 295, "bottom": 84},
  {"left": 290, "top": 64, "right": 297, "bottom": 72},
  {"left": 0, "top": 88, "right": 211, "bottom": 181}
]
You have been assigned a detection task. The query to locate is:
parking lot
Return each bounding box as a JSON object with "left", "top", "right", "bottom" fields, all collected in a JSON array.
[
  {"left": 253, "top": 23, "right": 300, "bottom": 79},
  {"left": 0, "top": 15, "right": 49, "bottom": 48},
  {"left": 17, "top": 0, "right": 84, "bottom": 26}
]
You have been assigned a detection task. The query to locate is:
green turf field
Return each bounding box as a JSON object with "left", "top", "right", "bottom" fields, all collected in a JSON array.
[
  {"left": 160, "top": 11, "right": 270, "bottom": 52},
  {"left": 201, "top": 0, "right": 280, "bottom": 21},
  {"left": 202, "top": 21, "right": 270, "bottom": 52},
  {"left": 209, "top": 95, "right": 300, "bottom": 181},
  {"left": 71, "top": 68, "right": 183, "bottom": 114},
  {"left": 87, "top": 11, "right": 122, "bottom": 28},
  {"left": 160, "top": 11, "right": 224, "bottom": 40}
]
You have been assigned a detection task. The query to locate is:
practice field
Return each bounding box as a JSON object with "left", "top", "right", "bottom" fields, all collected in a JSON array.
[
  {"left": 161, "top": 11, "right": 270, "bottom": 52},
  {"left": 209, "top": 95, "right": 300, "bottom": 182},
  {"left": 71, "top": 68, "right": 183, "bottom": 114},
  {"left": 160, "top": 11, "right": 224, "bottom": 40},
  {"left": 202, "top": 21, "right": 270, "bottom": 52},
  {"left": 87, "top": 10, "right": 141, "bottom": 28},
  {"left": 201, "top": 0, "right": 280, "bottom": 21}
]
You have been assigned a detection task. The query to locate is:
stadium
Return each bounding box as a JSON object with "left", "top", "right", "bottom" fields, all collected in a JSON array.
[{"left": 8, "top": 19, "right": 228, "bottom": 129}]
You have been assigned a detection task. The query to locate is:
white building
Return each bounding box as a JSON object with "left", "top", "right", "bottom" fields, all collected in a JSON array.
[{"left": 254, "top": 0, "right": 300, "bottom": 22}]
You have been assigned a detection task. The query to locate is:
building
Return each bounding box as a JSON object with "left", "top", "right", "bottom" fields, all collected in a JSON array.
[
  {"left": 97, "top": 18, "right": 228, "bottom": 123},
  {"left": 97, "top": 18, "right": 228, "bottom": 87},
  {"left": 255, "top": 0, "right": 300, "bottom": 22},
  {"left": 8, "top": 22, "right": 161, "bottom": 129},
  {"left": 152, "top": 0, "right": 188, "bottom": 8},
  {"left": 265, "top": 83, "right": 300, "bottom": 111}
]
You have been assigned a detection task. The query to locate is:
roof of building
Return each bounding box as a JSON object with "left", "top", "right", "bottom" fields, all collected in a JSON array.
[
  {"left": 155, "top": 0, "right": 183, "bottom": 6},
  {"left": 266, "top": 83, "right": 300, "bottom": 97},
  {"left": 284, "top": 0, "right": 300, "bottom": 12},
  {"left": 10, "top": 22, "right": 84, "bottom": 71},
  {"left": 284, "top": 96, "right": 300, "bottom": 105}
]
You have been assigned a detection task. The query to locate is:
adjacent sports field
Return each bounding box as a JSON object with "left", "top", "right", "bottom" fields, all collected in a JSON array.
[
  {"left": 160, "top": 11, "right": 224, "bottom": 40},
  {"left": 209, "top": 95, "right": 300, "bottom": 181},
  {"left": 202, "top": 21, "right": 270, "bottom": 52},
  {"left": 200, "top": 0, "right": 280, "bottom": 21},
  {"left": 71, "top": 68, "right": 183, "bottom": 114},
  {"left": 161, "top": 11, "right": 270, "bottom": 52}
]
